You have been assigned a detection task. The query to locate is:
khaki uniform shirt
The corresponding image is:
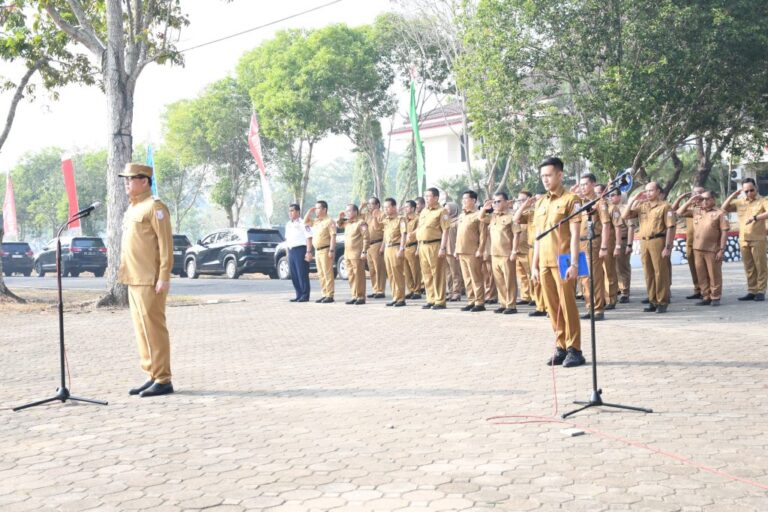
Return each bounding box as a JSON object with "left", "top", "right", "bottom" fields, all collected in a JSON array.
[
  {"left": 484, "top": 212, "right": 515, "bottom": 257},
  {"left": 627, "top": 200, "right": 675, "bottom": 239},
  {"left": 726, "top": 196, "right": 768, "bottom": 243},
  {"left": 364, "top": 210, "right": 385, "bottom": 244},
  {"left": 519, "top": 208, "right": 536, "bottom": 252},
  {"left": 416, "top": 205, "right": 450, "bottom": 242},
  {"left": 455, "top": 210, "right": 485, "bottom": 255},
  {"left": 607, "top": 203, "right": 624, "bottom": 245},
  {"left": 382, "top": 215, "right": 405, "bottom": 246},
  {"left": 580, "top": 195, "right": 611, "bottom": 241},
  {"left": 680, "top": 207, "right": 729, "bottom": 252},
  {"left": 404, "top": 214, "right": 419, "bottom": 245},
  {"left": 534, "top": 186, "right": 581, "bottom": 268},
  {"left": 309, "top": 217, "right": 335, "bottom": 249},
  {"left": 340, "top": 217, "right": 369, "bottom": 260},
  {"left": 119, "top": 191, "right": 173, "bottom": 285}
]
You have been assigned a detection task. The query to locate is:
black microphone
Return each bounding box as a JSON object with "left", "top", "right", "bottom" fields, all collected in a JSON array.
[{"left": 73, "top": 202, "right": 101, "bottom": 218}]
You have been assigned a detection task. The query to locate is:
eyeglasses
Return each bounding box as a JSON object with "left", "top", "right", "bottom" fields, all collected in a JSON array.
[
  {"left": 744, "top": 188, "right": 757, "bottom": 193},
  {"left": 123, "top": 176, "right": 146, "bottom": 181},
  {"left": 492, "top": 200, "right": 502, "bottom": 204}
]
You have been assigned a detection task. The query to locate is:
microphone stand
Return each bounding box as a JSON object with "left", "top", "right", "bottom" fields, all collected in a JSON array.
[
  {"left": 13, "top": 210, "right": 108, "bottom": 412},
  {"left": 537, "top": 176, "right": 651, "bottom": 419}
]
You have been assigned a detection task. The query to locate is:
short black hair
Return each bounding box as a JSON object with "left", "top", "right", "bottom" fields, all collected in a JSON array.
[
  {"left": 462, "top": 190, "right": 478, "bottom": 200},
  {"left": 347, "top": 204, "right": 359, "bottom": 214},
  {"left": 596, "top": 183, "right": 607, "bottom": 190},
  {"left": 406, "top": 200, "right": 416, "bottom": 209},
  {"left": 368, "top": 197, "right": 381, "bottom": 207},
  {"left": 520, "top": 190, "right": 532, "bottom": 197},
  {"left": 384, "top": 197, "right": 396, "bottom": 207},
  {"left": 539, "top": 156, "right": 564, "bottom": 171},
  {"left": 289, "top": 203, "right": 300, "bottom": 212},
  {"left": 415, "top": 196, "right": 425, "bottom": 206},
  {"left": 426, "top": 187, "right": 439, "bottom": 198},
  {"left": 316, "top": 200, "right": 328, "bottom": 210},
  {"left": 494, "top": 191, "right": 509, "bottom": 200},
  {"left": 743, "top": 177, "right": 756, "bottom": 186},
  {"left": 580, "top": 173, "right": 597, "bottom": 184}
]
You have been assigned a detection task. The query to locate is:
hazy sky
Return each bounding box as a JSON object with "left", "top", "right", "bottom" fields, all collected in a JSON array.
[{"left": 0, "top": 0, "right": 398, "bottom": 171}]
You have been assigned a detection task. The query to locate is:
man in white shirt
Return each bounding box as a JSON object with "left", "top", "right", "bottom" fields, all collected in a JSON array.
[{"left": 285, "top": 203, "right": 313, "bottom": 302}]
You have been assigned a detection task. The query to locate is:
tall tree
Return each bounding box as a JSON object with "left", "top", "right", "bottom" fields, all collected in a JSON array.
[{"left": 39, "top": 0, "right": 188, "bottom": 306}]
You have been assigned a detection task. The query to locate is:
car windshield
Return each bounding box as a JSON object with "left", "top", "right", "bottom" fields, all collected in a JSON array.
[
  {"left": 3, "top": 243, "right": 30, "bottom": 252},
  {"left": 173, "top": 236, "right": 190, "bottom": 246},
  {"left": 248, "top": 231, "right": 282, "bottom": 243},
  {"left": 72, "top": 238, "right": 105, "bottom": 248}
]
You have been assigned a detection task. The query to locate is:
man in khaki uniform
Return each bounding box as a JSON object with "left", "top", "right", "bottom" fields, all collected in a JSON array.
[
  {"left": 338, "top": 204, "right": 369, "bottom": 304},
  {"left": 515, "top": 193, "right": 547, "bottom": 316},
  {"left": 623, "top": 182, "right": 676, "bottom": 313},
  {"left": 380, "top": 198, "right": 407, "bottom": 307},
  {"left": 512, "top": 191, "right": 532, "bottom": 305},
  {"left": 119, "top": 163, "right": 175, "bottom": 397},
  {"left": 362, "top": 197, "right": 387, "bottom": 299},
  {"left": 532, "top": 157, "right": 584, "bottom": 367},
  {"left": 575, "top": 174, "right": 611, "bottom": 320},
  {"left": 481, "top": 193, "right": 518, "bottom": 314},
  {"left": 595, "top": 184, "right": 619, "bottom": 309},
  {"left": 722, "top": 178, "right": 768, "bottom": 301},
  {"left": 402, "top": 200, "right": 422, "bottom": 299},
  {"left": 417, "top": 187, "right": 451, "bottom": 309},
  {"left": 677, "top": 191, "right": 729, "bottom": 305},
  {"left": 609, "top": 190, "right": 635, "bottom": 303},
  {"left": 482, "top": 223, "right": 498, "bottom": 304},
  {"left": 455, "top": 190, "right": 486, "bottom": 312},
  {"left": 444, "top": 202, "right": 464, "bottom": 301},
  {"left": 304, "top": 200, "right": 336, "bottom": 303},
  {"left": 672, "top": 187, "right": 705, "bottom": 300}
]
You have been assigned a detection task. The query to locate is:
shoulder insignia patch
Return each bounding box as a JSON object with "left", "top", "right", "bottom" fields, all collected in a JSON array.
[{"left": 155, "top": 209, "right": 165, "bottom": 220}]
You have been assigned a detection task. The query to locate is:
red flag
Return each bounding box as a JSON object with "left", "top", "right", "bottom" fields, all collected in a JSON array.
[
  {"left": 248, "top": 114, "right": 273, "bottom": 220},
  {"left": 3, "top": 172, "right": 18, "bottom": 237},
  {"left": 61, "top": 158, "right": 80, "bottom": 229}
]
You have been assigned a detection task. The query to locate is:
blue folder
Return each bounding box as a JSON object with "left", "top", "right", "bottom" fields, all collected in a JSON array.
[{"left": 558, "top": 252, "right": 589, "bottom": 279}]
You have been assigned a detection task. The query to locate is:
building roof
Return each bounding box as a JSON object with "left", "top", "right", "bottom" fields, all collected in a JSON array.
[{"left": 390, "top": 101, "right": 464, "bottom": 136}]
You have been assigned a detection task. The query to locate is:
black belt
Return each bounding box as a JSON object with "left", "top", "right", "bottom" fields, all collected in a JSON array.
[
  {"left": 387, "top": 243, "right": 401, "bottom": 248},
  {"left": 316, "top": 245, "right": 330, "bottom": 251},
  {"left": 641, "top": 232, "right": 666, "bottom": 240},
  {"left": 369, "top": 239, "right": 383, "bottom": 245},
  {"left": 419, "top": 239, "right": 441, "bottom": 245},
  {"left": 406, "top": 242, "right": 418, "bottom": 248},
  {"left": 579, "top": 235, "right": 601, "bottom": 241}
]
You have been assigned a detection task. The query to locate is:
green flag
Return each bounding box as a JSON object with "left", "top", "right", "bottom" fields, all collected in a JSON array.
[{"left": 408, "top": 80, "right": 425, "bottom": 196}]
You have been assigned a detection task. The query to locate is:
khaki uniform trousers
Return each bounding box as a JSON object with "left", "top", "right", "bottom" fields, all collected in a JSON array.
[
  {"left": 403, "top": 244, "right": 421, "bottom": 294},
  {"left": 483, "top": 258, "right": 497, "bottom": 301},
  {"left": 419, "top": 242, "right": 446, "bottom": 306},
  {"left": 581, "top": 243, "right": 606, "bottom": 313},
  {"left": 602, "top": 241, "right": 618, "bottom": 306},
  {"left": 528, "top": 248, "right": 545, "bottom": 311},
  {"left": 446, "top": 255, "right": 464, "bottom": 298},
  {"left": 686, "top": 243, "right": 700, "bottom": 294},
  {"left": 615, "top": 239, "right": 632, "bottom": 296},
  {"left": 693, "top": 250, "right": 722, "bottom": 300},
  {"left": 540, "top": 266, "right": 581, "bottom": 351},
  {"left": 741, "top": 240, "right": 767, "bottom": 294},
  {"left": 492, "top": 256, "right": 517, "bottom": 309},
  {"left": 366, "top": 242, "right": 387, "bottom": 294},
  {"left": 128, "top": 285, "right": 171, "bottom": 384},
  {"left": 459, "top": 254, "right": 485, "bottom": 306},
  {"left": 516, "top": 254, "right": 532, "bottom": 301},
  {"left": 640, "top": 238, "right": 670, "bottom": 305},
  {"left": 346, "top": 258, "right": 366, "bottom": 299},
  {"left": 316, "top": 248, "right": 335, "bottom": 298},
  {"left": 384, "top": 247, "right": 406, "bottom": 302}
]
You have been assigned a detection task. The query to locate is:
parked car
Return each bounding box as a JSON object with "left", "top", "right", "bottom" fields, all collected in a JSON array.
[
  {"left": 184, "top": 227, "right": 283, "bottom": 279},
  {"left": 35, "top": 236, "right": 107, "bottom": 277},
  {"left": 1, "top": 241, "right": 34, "bottom": 276},
  {"left": 172, "top": 234, "right": 192, "bottom": 277},
  {"left": 273, "top": 232, "right": 347, "bottom": 281}
]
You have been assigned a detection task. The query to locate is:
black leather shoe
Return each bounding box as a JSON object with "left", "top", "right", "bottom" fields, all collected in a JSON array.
[
  {"left": 422, "top": 303, "right": 433, "bottom": 309},
  {"left": 471, "top": 305, "right": 486, "bottom": 312},
  {"left": 394, "top": 301, "right": 406, "bottom": 307},
  {"left": 323, "top": 298, "right": 334, "bottom": 303},
  {"left": 411, "top": 293, "right": 422, "bottom": 300},
  {"left": 345, "top": 299, "right": 357, "bottom": 305},
  {"left": 618, "top": 296, "right": 629, "bottom": 304},
  {"left": 562, "top": 348, "right": 586, "bottom": 368},
  {"left": 432, "top": 304, "right": 446, "bottom": 310},
  {"left": 503, "top": 308, "right": 517, "bottom": 314},
  {"left": 528, "top": 310, "right": 547, "bottom": 317},
  {"left": 711, "top": 299, "right": 721, "bottom": 306},
  {"left": 695, "top": 299, "right": 711, "bottom": 306},
  {"left": 315, "top": 297, "right": 326, "bottom": 303},
  {"left": 129, "top": 380, "right": 154, "bottom": 396},
  {"left": 575, "top": 294, "right": 584, "bottom": 301},
  {"left": 686, "top": 293, "right": 703, "bottom": 300},
  {"left": 374, "top": 293, "right": 386, "bottom": 299},
  {"left": 641, "top": 298, "right": 650, "bottom": 304},
  {"left": 605, "top": 303, "right": 616, "bottom": 310},
  {"left": 139, "top": 381, "right": 174, "bottom": 397},
  {"left": 367, "top": 293, "right": 376, "bottom": 298},
  {"left": 386, "top": 301, "right": 396, "bottom": 306},
  {"left": 643, "top": 304, "right": 657, "bottom": 312},
  {"left": 289, "top": 298, "right": 299, "bottom": 302},
  {"left": 528, "top": 300, "right": 537, "bottom": 306},
  {"left": 461, "top": 304, "right": 474, "bottom": 311},
  {"left": 546, "top": 348, "right": 567, "bottom": 366},
  {"left": 355, "top": 299, "right": 366, "bottom": 305},
  {"left": 494, "top": 307, "right": 505, "bottom": 314},
  {"left": 516, "top": 299, "right": 529, "bottom": 305},
  {"left": 655, "top": 304, "right": 668, "bottom": 313},
  {"left": 405, "top": 293, "right": 414, "bottom": 299},
  {"left": 755, "top": 293, "right": 765, "bottom": 301},
  {"left": 486, "top": 299, "right": 498, "bottom": 305},
  {"left": 580, "top": 312, "right": 591, "bottom": 319},
  {"left": 738, "top": 293, "right": 756, "bottom": 301},
  {"left": 297, "top": 297, "right": 309, "bottom": 302}
]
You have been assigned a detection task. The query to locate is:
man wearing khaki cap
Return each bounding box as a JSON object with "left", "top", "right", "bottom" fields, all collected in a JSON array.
[{"left": 118, "top": 163, "right": 175, "bottom": 397}]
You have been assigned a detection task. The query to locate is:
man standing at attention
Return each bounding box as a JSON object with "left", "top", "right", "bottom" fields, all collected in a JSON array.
[
  {"left": 532, "top": 157, "right": 584, "bottom": 368},
  {"left": 285, "top": 203, "right": 312, "bottom": 303},
  {"left": 380, "top": 198, "right": 407, "bottom": 307},
  {"left": 119, "top": 163, "right": 175, "bottom": 397},
  {"left": 417, "top": 187, "right": 450, "bottom": 310},
  {"left": 402, "top": 200, "right": 422, "bottom": 299},
  {"left": 481, "top": 192, "right": 518, "bottom": 314},
  {"left": 362, "top": 197, "right": 387, "bottom": 299},
  {"left": 455, "top": 190, "right": 486, "bottom": 312},
  {"left": 722, "top": 178, "right": 767, "bottom": 301},
  {"left": 623, "top": 182, "right": 676, "bottom": 313},
  {"left": 338, "top": 204, "right": 369, "bottom": 304},
  {"left": 304, "top": 200, "right": 336, "bottom": 303},
  {"left": 576, "top": 174, "right": 611, "bottom": 320}
]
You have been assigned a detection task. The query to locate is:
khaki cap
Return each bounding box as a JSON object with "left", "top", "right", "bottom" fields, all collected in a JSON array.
[{"left": 119, "top": 163, "right": 153, "bottom": 178}]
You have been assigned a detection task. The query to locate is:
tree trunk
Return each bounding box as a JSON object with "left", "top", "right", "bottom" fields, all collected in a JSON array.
[
  {"left": 663, "top": 150, "right": 685, "bottom": 197},
  {"left": 299, "top": 141, "right": 314, "bottom": 211},
  {"left": 693, "top": 136, "right": 713, "bottom": 187},
  {"left": 0, "top": 227, "right": 24, "bottom": 302}
]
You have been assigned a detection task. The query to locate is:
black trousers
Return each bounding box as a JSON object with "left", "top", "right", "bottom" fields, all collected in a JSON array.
[{"left": 289, "top": 245, "right": 310, "bottom": 300}]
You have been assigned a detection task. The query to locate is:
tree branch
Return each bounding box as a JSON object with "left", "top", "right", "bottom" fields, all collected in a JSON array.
[
  {"left": 45, "top": 4, "right": 105, "bottom": 57},
  {"left": 0, "top": 60, "right": 43, "bottom": 152}
]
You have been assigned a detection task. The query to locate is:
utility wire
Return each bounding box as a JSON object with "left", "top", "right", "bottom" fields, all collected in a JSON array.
[{"left": 177, "top": 0, "right": 344, "bottom": 54}]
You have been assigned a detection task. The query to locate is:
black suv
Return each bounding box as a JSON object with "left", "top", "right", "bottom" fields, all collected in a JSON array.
[
  {"left": 1, "top": 241, "right": 34, "bottom": 276},
  {"left": 184, "top": 228, "right": 283, "bottom": 279},
  {"left": 35, "top": 236, "right": 107, "bottom": 277},
  {"left": 172, "top": 234, "right": 192, "bottom": 277}
]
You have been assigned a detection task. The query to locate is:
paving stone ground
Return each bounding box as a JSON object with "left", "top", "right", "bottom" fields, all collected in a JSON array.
[{"left": 1, "top": 262, "right": 767, "bottom": 511}]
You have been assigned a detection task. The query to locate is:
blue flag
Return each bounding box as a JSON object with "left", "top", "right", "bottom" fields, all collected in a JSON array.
[{"left": 146, "top": 145, "right": 158, "bottom": 197}]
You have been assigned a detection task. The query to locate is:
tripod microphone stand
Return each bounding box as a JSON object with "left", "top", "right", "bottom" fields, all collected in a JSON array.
[
  {"left": 537, "top": 171, "right": 651, "bottom": 419},
  {"left": 13, "top": 209, "right": 108, "bottom": 412}
]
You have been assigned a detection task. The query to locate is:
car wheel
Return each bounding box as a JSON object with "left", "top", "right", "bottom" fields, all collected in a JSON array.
[
  {"left": 60, "top": 262, "right": 69, "bottom": 277},
  {"left": 225, "top": 258, "right": 239, "bottom": 279},
  {"left": 94, "top": 268, "right": 105, "bottom": 277},
  {"left": 23, "top": 270, "right": 31, "bottom": 277},
  {"left": 70, "top": 271, "right": 81, "bottom": 278},
  {"left": 277, "top": 256, "right": 290, "bottom": 280},
  {"left": 179, "top": 270, "right": 187, "bottom": 278},
  {"left": 36, "top": 261, "right": 45, "bottom": 277},
  {"left": 186, "top": 258, "right": 199, "bottom": 279},
  {"left": 336, "top": 257, "right": 348, "bottom": 280},
  {"left": 268, "top": 270, "right": 279, "bottom": 279}
]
